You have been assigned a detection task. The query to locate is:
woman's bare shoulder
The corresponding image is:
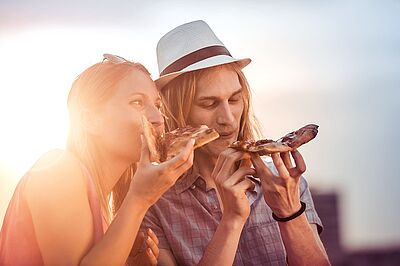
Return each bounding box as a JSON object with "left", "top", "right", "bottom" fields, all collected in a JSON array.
[
  {"left": 25, "top": 149, "right": 88, "bottom": 208},
  {"left": 30, "top": 149, "right": 81, "bottom": 173},
  {"left": 24, "top": 150, "right": 96, "bottom": 264}
]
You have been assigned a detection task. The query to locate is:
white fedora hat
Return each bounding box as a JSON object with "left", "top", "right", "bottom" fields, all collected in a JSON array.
[{"left": 155, "top": 20, "right": 251, "bottom": 90}]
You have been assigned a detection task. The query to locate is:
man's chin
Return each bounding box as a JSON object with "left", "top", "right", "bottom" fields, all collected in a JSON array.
[{"left": 200, "top": 138, "right": 235, "bottom": 157}]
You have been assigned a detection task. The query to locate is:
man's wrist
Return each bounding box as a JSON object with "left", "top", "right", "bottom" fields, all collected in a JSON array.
[
  {"left": 272, "top": 201, "right": 306, "bottom": 222},
  {"left": 270, "top": 200, "right": 303, "bottom": 217}
]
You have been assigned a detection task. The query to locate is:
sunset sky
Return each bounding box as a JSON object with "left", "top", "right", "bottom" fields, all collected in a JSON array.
[{"left": 1, "top": 0, "right": 399, "bottom": 250}]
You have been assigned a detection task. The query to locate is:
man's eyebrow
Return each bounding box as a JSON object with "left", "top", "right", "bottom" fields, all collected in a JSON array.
[
  {"left": 230, "top": 89, "right": 243, "bottom": 97},
  {"left": 197, "top": 88, "right": 242, "bottom": 101}
]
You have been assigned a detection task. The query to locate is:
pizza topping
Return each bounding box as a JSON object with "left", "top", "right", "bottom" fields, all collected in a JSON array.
[
  {"left": 142, "top": 116, "right": 220, "bottom": 163},
  {"left": 277, "top": 124, "right": 319, "bottom": 149},
  {"left": 229, "top": 124, "right": 319, "bottom": 155},
  {"left": 255, "top": 139, "right": 274, "bottom": 146}
]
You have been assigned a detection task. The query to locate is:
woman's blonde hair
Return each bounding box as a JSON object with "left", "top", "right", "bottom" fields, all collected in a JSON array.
[
  {"left": 67, "top": 60, "right": 150, "bottom": 223},
  {"left": 161, "top": 63, "right": 262, "bottom": 141}
]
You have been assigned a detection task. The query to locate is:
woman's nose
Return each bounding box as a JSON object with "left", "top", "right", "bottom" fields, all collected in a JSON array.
[{"left": 146, "top": 106, "right": 164, "bottom": 129}]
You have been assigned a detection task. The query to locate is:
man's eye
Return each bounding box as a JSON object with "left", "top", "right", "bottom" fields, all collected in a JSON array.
[
  {"left": 229, "top": 95, "right": 242, "bottom": 103},
  {"left": 199, "top": 101, "right": 216, "bottom": 108}
]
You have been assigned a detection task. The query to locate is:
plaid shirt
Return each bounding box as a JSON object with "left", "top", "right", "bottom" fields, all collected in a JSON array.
[{"left": 141, "top": 160, "right": 323, "bottom": 266}]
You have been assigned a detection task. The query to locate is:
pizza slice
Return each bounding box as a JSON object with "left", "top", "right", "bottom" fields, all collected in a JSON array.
[
  {"left": 229, "top": 124, "right": 319, "bottom": 155},
  {"left": 141, "top": 116, "right": 220, "bottom": 163}
]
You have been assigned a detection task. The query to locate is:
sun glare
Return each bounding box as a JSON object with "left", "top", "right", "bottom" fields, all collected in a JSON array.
[
  {"left": 0, "top": 26, "right": 156, "bottom": 228},
  {"left": 0, "top": 30, "right": 74, "bottom": 177}
]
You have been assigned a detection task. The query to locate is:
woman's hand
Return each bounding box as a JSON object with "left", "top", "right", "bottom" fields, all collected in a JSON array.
[
  {"left": 127, "top": 228, "right": 159, "bottom": 266},
  {"left": 128, "top": 135, "right": 195, "bottom": 208},
  {"left": 251, "top": 150, "right": 306, "bottom": 217}
]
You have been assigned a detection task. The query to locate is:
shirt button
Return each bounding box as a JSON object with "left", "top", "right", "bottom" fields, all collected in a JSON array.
[
  {"left": 212, "top": 205, "right": 218, "bottom": 210},
  {"left": 191, "top": 184, "right": 196, "bottom": 190}
]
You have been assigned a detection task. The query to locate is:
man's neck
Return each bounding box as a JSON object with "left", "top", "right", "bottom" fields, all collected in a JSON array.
[
  {"left": 193, "top": 149, "right": 218, "bottom": 189},
  {"left": 192, "top": 149, "right": 226, "bottom": 213}
]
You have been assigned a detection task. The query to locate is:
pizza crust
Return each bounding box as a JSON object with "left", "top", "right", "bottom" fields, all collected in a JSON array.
[{"left": 141, "top": 115, "right": 161, "bottom": 163}]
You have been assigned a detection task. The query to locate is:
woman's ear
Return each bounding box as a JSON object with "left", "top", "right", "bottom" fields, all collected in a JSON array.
[{"left": 82, "top": 109, "right": 102, "bottom": 135}]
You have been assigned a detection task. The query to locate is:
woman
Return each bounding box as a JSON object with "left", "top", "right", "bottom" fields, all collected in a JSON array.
[{"left": 0, "top": 54, "right": 195, "bottom": 265}]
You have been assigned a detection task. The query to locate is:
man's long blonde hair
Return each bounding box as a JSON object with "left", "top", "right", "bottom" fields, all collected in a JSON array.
[
  {"left": 67, "top": 61, "right": 150, "bottom": 223},
  {"left": 161, "top": 63, "right": 262, "bottom": 142}
]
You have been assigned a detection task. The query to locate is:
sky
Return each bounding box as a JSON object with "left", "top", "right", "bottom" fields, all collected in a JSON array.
[{"left": 1, "top": 0, "right": 399, "bottom": 250}]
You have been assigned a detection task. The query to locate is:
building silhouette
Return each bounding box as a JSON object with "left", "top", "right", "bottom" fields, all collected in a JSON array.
[{"left": 312, "top": 190, "right": 400, "bottom": 266}]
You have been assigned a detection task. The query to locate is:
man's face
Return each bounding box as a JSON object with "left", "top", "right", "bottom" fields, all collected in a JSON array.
[{"left": 188, "top": 66, "right": 244, "bottom": 158}]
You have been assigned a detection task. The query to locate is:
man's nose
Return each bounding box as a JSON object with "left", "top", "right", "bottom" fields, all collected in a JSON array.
[{"left": 216, "top": 102, "right": 235, "bottom": 125}]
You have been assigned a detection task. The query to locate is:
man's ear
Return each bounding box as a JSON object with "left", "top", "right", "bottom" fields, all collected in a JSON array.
[{"left": 82, "top": 109, "right": 103, "bottom": 135}]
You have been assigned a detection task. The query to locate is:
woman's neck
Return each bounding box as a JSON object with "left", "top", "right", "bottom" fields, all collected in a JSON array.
[{"left": 92, "top": 147, "right": 131, "bottom": 196}]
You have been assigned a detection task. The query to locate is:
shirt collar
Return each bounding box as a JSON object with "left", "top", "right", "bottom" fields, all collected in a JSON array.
[{"left": 175, "top": 165, "right": 202, "bottom": 194}]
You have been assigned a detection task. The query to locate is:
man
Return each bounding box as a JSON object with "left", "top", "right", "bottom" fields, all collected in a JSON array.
[{"left": 142, "top": 20, "right": 330, "bottom": 265}]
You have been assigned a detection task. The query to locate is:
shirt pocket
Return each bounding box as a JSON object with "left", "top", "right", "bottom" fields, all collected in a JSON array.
[{"left": 239, "top": 222, "right": 287, "bottom": 266}]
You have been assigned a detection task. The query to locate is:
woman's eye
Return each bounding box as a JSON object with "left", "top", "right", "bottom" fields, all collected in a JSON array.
[{"left": 130, "top": 100, "right": 143, "bottom": 107}]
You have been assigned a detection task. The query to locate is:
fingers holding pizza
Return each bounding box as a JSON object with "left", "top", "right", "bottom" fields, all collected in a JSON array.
[
  {"left": 129, "top": 134, "right": 194, "bottom": 207},
  {"left": 230, "top": 124, "right": 319, "bottom": 217},
  {"left": 130, "top": 116, "right": 220, "bottom": 207},
  {"left": 268, "top": 150, "right": 307, "bottom": 181},
  {"left": 212, "top": 149, "right": 255, "bottom": 223},
  {"left": 229, "top": 124, "right": 317, "bottom": 181},
  {"left": 250, "top": 151, "right": 303, "bottom": 218},
  {"left": 285, "top": 149, "right": 307, "bottom": 178},
  {"left": 138, "top": 118, "right": 319, "bottom": 214}
]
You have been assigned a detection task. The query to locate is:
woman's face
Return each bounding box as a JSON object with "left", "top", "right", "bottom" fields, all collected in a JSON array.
[{"left": 94, "top": 68, "right": 164, "bottom": 163}]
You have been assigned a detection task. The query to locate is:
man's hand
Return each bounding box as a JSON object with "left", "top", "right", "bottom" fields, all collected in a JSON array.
[
  {"left": 127, "top": 228, "right": 159, "bottom": 266},
  {"left": 250, "top": 149, "right": 306, "bottom": 217},
  {"left": 212, "top": 148, "right": 256, "bottom": 224}
]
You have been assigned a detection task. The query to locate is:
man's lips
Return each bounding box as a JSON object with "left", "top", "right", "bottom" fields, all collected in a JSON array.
[{"left": 218, "top": 131, "right": 236, "bottom": 139}]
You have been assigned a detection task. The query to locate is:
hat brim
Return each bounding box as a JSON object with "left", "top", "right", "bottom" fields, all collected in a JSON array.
[{"left": 155, "top": 55, "right": 251, "bottom": 90}]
